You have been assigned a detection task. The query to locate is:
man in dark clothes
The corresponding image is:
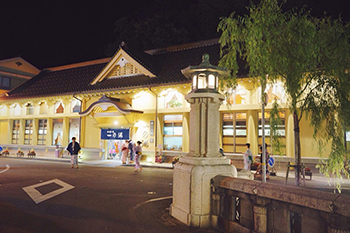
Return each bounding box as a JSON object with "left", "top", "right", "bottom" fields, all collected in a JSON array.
[{"left": 66, "top": 137, "right": 81, "bottom": 168}]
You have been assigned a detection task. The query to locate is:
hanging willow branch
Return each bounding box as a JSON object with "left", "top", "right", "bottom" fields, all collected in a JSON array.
[{"left": 270, "top": 99, "right": 285, "bottom": 156}]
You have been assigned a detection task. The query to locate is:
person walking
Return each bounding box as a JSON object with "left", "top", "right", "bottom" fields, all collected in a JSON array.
[
  {"left": 121, "top": 140, "right": 129, "bottom": 164},
  {"left": 66, "top": 137, "right": 81, "bottom": 168},
  {"left": 134, "top": 141, "right": 142, "bottom": 172},
  {"left": 243, "top": 143, "right": 253, "bottom": 170},
  {"left": 255, "top": 144, "right": 270, "bottom": 179},
  {"left": 128, "top": 139, "right": 135, "bottom": 164}
]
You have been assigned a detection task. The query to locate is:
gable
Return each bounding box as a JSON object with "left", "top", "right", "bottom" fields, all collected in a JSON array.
[
  {"left": 91, "top": 48, "right": 156, "bottom": 85},
  {"left": 0, "top": 57, "right": 40, "bottom": 77}
]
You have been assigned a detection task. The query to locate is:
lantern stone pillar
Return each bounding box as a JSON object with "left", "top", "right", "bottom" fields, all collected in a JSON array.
[{"left": 170, "top": 54, "right": 237, "bottom": 227}]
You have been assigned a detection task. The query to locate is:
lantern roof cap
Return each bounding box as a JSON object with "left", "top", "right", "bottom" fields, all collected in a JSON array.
[{"left": 181, "top": 54, "right": 228, "bottom": 79}]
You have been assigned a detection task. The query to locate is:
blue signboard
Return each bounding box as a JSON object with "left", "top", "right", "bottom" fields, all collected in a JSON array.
[
  {"left": 0, "top": 146, "right": 2, "bottom": 152},
  {"left": 101, "top": 128, "right": 130, "bottom": 140}
]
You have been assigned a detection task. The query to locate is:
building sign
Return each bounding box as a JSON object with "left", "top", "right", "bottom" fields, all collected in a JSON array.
[
  {"left": 101, "top": 129, "right": 129, "bottom": 140},
  {"left": 150, "top": 121, "right": 154, "bottom": 136}
]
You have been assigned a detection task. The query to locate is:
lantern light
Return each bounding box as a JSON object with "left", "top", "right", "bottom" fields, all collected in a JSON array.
[{"left": 181, "top": 54, "right": 228, "bottom": 93}]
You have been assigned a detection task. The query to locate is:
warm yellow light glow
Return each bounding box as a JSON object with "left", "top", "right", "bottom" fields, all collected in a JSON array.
[
  {"left": 134, "top": 120, "right": 146, "bottom": 127},
  {"left": 208, "top": 74, "right": 215, "bottom": 88},
  {"left": 193, "top": 75, "right": 197, "bottom": 89},
  {"left": 133, "top": 91, "right": 147, "bottom": 99},
  {"left": 113, "top": 121, "right": 119, "bottom": 125},
  {"left": 147, "top": 157, "right": 152, "bottom": 163},
  {"left": 198, "top": 73, "right": 206, "bottom": 89}
]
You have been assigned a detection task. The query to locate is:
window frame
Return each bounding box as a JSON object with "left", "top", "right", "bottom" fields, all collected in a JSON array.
[
  {"left": 37, "top": 119, "right": 47, "bottom": 145},
  {"left": 163, "top": 114, "right": 183, "bottom": 151},
  {"left": 24, "top": 119, "right": 33, "bottom": 145},
  {"left": 12, "top": 120, "right": 20, "bottom": 144}
]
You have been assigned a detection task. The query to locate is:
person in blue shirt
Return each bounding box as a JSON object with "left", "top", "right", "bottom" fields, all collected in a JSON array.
[
  {"left": 66, "top": 137, "right": 81, "bottom": 168},
  {"left": 128, "top": 139, "right": 135, "bottom": 163}
]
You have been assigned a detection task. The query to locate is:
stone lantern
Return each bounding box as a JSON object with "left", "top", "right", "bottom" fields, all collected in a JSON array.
[
  {"left": 170, "top": 54, "right": 237, "bottom": 227},
  {"left": 182, "top": 53, "right": 225, "bottom": 94}
]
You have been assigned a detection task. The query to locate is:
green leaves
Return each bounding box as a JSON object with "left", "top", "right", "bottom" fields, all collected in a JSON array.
[{"left": 218, "top": 0, "right": 350, "bottom": 190}]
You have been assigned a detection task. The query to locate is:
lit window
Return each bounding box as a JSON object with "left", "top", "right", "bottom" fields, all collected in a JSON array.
[
  {"left": 12, "top": 120, "right": 20, "bottom": 144},
  {"left": 208, "top": 74, "right": 215, "bottom": 89},
  {"left": 69, "top": 118, "right": 80, "bottom": 142},
  {"left": 52, "top": 119, "right": 63, "bottom": 145},
  {"left": 24, "top": 119, "right": 33, "bottom": 145},
  {"left": 38, "top": 119, "right": 47, "bottom": 145},
  {"left": 163, "top": 115, "right": 183, "bottom": 151},
  {"left": 26, "top": 103, "right": 34, "bottom": 115},
  {"left": 71, "top": 99, "right": 81, "bottom": 113},
  {"left": 55, "top": 101, "right": 64, "bottom": 114},
  {"left": 222, "top": 113, "right": 247, "bottom": 153}
]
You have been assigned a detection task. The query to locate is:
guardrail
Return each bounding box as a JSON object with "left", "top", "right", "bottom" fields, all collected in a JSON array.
[{"left": 211, "top": 175, "right": 350, "bottom": 233}]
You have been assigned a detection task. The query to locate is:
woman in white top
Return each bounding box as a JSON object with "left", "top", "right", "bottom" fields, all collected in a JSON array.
[
  {"left": 134, "top": 141, "right": 142, "bottom": 172},
  {"left": 121, "top": 140, "right": 129, "bottom": 164}
]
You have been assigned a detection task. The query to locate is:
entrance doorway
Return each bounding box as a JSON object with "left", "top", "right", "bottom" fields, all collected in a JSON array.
[{"left": 106, "top": 140, "right": 123, "bottom": 160}]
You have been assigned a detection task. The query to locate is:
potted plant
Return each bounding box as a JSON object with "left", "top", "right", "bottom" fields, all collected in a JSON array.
[
  {"left": 28, "top": 150, "right": 36, "bottom": 158},
  {"left": 172, "top": 156, "right": 180, "bottom": 168},
  {"left": 1, "top": 150, "right": 9, "bottom": 156},
  {"left": 17, "top": 150, "right": 24, "bottom": 157}
]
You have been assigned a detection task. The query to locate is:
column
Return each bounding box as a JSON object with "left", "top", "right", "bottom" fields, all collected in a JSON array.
[
  {"left": 19, "top": 119, "right": 25, "bottom": 145},
  {"left": 247, "top": 110, "right": 258, "bottom": 155},
  {"left": 62, "top": 117, "right": 69, "bottom": 147},
  {"left": 182, "top": 112, "right": 190, "bottom": 153},
  {"left": 7, "top": 120, "right": 12, "bottom": 145},
  {"left": 32, "top": 119, "right": 38, "bottom": 145},
  {"left": 46, "top": 118, "right": 53, "bottom": 146},
  {"left": 286, "top": 110, "right": 294, "bottom": 157},
  {"left": 253, "top": 204, "right": 268, "bottom": 233}
]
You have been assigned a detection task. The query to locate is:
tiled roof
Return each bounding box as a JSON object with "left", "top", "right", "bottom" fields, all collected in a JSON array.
[{"left": 2, "top": 39, "right": 229, "bottom": 100}]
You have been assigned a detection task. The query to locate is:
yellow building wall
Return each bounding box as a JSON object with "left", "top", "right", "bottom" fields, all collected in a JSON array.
[
  {"left": 132, "top": 113, "right": 156, "bottom": 151},
  {"left": 83, "top": 116, "right": 101, "bottom": 148},
  {"left": 132, "top": 91, "right": 156, "bottom": 110},
  {"left": 0, "top": 120, "right": 9, "bottom": 144},
  {"left": 299, "top": 116, "right": 331, "bottom": 158},
  {"left": 0, "top": 82, "right": 336, "bottom": 161}
]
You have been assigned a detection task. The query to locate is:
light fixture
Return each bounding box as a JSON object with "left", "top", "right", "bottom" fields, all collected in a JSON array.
[{"left": 181, "top": 54, "right": 228, "bottom": 93}]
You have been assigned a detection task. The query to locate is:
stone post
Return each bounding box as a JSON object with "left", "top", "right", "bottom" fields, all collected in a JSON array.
[{"left": 170, "top": 92, "right": 237, "bottom": 227}]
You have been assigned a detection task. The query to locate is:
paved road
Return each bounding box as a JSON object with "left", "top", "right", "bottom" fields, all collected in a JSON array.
[{"left": 0, "top": 158, "right": 219, "bottom": 233}]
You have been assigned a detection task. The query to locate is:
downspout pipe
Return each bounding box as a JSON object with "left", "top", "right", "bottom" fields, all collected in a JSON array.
[
  {"left": 149, "top": 87, "right": 158, "bottom": 163},
  {"left": 73, "top": 94, "right": 82, "bottom": 145}
]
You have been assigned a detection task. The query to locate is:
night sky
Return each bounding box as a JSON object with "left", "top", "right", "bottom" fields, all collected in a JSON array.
[{"left": 1, "top": 0, "right": 349, "bottom": 69}]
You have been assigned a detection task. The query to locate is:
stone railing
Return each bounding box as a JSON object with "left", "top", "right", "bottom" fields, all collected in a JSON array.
[{"left": 211, "top": 175, "right": 350, "bottom": 233}]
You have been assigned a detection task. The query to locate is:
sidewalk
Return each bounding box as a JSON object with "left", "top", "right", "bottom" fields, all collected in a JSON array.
[
  {"left": 2, "top": 154, "right": 350, "bottom": 193},
  {"left": 0, "top": 154, "right": 174, "bottom": 169}
]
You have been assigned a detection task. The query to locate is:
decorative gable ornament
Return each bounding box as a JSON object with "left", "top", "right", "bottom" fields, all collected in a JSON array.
[
  {"left": 91, "top": 47, "right": 156, "bottom": 85},
  {"left": 116, "top": 57, "right": 128, "bottom": 67}
]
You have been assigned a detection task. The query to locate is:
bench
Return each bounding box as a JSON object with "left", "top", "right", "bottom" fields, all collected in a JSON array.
[{"left": 285, "top": 162, "right": 312, "bottom": 185}]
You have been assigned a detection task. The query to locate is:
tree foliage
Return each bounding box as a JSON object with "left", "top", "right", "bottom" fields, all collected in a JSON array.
[
  {"left": 105, "top": 0, "right": 251, "bottom": 54},
  {"left": 218, "top": 0, "right": 350, "bottom": 189}
]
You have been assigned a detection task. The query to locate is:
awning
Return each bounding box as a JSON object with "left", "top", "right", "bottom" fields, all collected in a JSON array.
[{"left": 79, "top": 94, "right": 143, "bottom": 116}]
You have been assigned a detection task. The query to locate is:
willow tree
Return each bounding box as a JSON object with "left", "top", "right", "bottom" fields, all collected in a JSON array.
[{"left": 218, "top": 0, "right": 350, "bottom": 188}]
